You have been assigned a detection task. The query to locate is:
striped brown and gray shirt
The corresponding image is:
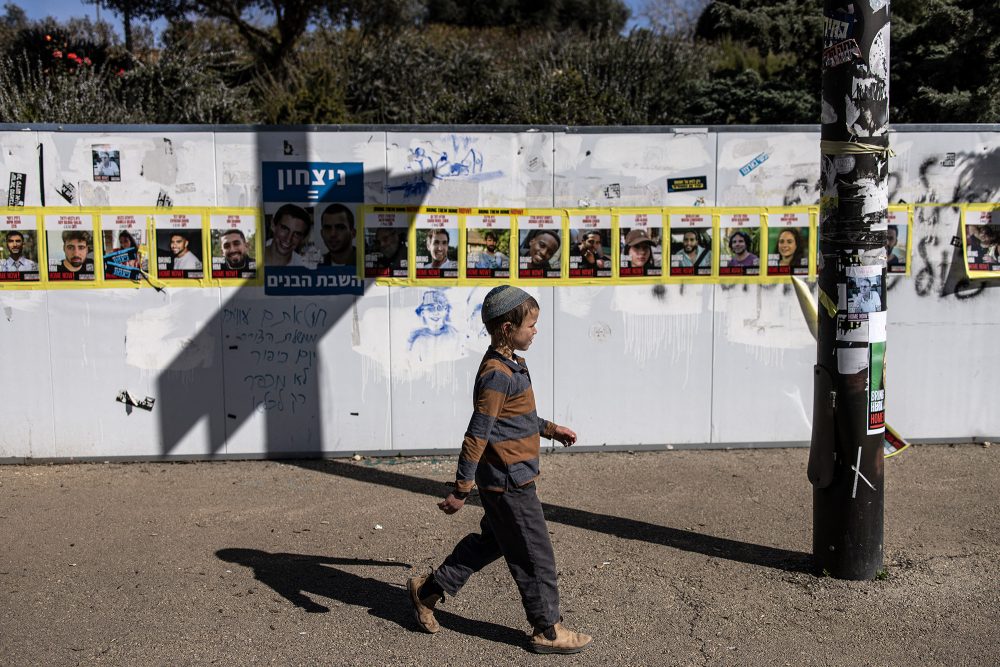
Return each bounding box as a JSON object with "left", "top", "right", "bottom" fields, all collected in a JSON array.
[{"left": 455, "top": 348, "right": 557, "bottom": 493}]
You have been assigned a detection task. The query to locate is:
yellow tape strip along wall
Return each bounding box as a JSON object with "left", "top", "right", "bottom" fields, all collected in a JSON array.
[{"left": 0, "top": 204, "right": 937, "bottom": 290}]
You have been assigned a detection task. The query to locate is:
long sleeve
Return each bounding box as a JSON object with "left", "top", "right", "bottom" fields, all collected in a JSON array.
[{"left": 455, "top": 367, "right": 510, "bottom": 493}]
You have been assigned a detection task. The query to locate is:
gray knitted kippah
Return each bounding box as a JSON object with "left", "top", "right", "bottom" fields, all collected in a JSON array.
[{"left": 481, "top": 286, "right": 532, "bottom": 324}]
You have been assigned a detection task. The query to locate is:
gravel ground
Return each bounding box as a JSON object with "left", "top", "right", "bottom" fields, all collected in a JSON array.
[{"left": 1, "top": 443, "right": 997, "bottom": 666}]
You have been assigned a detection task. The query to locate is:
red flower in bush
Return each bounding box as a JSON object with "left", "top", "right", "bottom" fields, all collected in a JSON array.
[{"left": 52, "top": 50, "right": 63, "bottom": 58}]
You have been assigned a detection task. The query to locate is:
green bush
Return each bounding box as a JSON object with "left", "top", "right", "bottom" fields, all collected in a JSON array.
[{"left": 0, "top": 51, "right": 250, "bottom": 124}]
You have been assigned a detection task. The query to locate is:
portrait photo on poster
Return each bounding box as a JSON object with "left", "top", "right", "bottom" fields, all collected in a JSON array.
[
  {"left": 47, "top": 228, "right": 96, "bottom": 281},
  {"left": 569, "top": 228, "right": 612, "bottom": 278},
  {"left": 415, "top": 227, "right": 458, "bottom": 279},
  {"left": 846, "top": 266, "right": 884, "bottom": 317},
  {"left": 669, "top": 227, "right": 712, "bottom": 276},
  {"left": 719, "top": 227, "right": 760, "bottom": 276},
  {"left": 211, "top": 220, "right": 257, "bottom": 280},
  {"left": 102, "top": 225, "right": 148, "bottom": 280},
  {"left": 92, "top": 145, "right": 121, "bottom": 182},
  {"left": 767, "top": 226, "right": 809, "bottom": 275},
  {"left": 885, "top": 213, "right": 908, "bottom": 274},
  {"left": 518, "top": 228, "right": 562, "bottom": 279},
  {"left": 362, "top": 206, "right": 409, "bottom": 279},
  {"left": 315, "top": 203, "right": 357, "bottom": 269},
  {"left": 263, "top": 203, "right": 315, "bottom": 269},
  {"left": 466, "top": 227, "right": 510, "bottom": 278},
  {"left": 619, "top": 226, "right": 662, "bottom": 277},
  {"left": 155, "top": 227, "right": 203, "bottom": 280},
  {"left": 0, "top": 226, "right": 40, "bottom": 281},
  {"left": 966, "top": 216, "right": 1000, "bottom": 273},
  {"left": 262, "top": 202, "right": 363, "bottom": 295}
]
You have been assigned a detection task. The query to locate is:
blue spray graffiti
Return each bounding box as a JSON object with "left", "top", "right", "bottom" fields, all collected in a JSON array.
[{"left": 388, "top": 135, "right": 505, "bottom": 199}]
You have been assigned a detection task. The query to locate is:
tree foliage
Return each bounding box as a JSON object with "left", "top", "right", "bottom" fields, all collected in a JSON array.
[
  {"left": 690, "top": 0, "right": 997, "bottom": 124},
  {"left": 424, "top": 0, "right": 629, "bottom": 35},
  {"left": 81, "top": 0, "right": 177, "bottom": 53},
  {"left": 891, "top": 0, "right": 1000, "bottom": 123},
  {"left": 0, "top": 0, "right": 994, "bottom": 125}
]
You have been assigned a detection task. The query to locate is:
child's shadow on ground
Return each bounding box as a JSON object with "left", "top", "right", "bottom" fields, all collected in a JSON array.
[{"left": 216, "top": 548, "right": 526, "bottom": 648}]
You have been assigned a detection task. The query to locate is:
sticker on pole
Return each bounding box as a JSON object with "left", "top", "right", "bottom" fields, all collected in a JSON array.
[{"left": 867, "top": 341, "right": 886, "bottom": 434}]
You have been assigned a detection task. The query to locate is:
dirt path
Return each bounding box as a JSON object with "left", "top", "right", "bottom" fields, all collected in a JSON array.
[{"left": 1, "top": 444, "right": 997, "bottom": 666}]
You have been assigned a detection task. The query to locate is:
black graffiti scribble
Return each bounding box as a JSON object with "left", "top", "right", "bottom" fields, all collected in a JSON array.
[
  {"left": 58, "top": 181, "right": 75, "bottom": 204},
  {"left": 953, "top": 278, "right": 987, "bottom": 300},
  {"left": 913, "top": 235, "right": 939, "bottom": 298}
]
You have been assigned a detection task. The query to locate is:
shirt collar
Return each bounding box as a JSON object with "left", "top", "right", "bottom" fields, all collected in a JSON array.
[{"left": 487, "top": 347, "right": 528, "bottom": 373}]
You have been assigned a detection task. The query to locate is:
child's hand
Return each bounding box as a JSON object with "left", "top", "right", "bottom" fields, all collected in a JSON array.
[
  {"left": 438, "top": 492, "right": 466, "bottom": 514},
  {"left": 552, "top": 425, "right": 577, "bottom": 447}
]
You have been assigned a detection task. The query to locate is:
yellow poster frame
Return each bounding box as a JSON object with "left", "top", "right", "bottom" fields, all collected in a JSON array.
[
  {"left": 0, "top": 206, "right": 46, "bottom": 290},
  {"left": 207, "top": 207, "right": 264, "bottom": 288},
  {"left": 664, "top": 207, "right": 718, "bottom": 284},
  {"left": 411, "top": 206, "right": 462, "bottom": 286},
  {"left": 886, "top": 204, "right": 913, "bottom": 278},
  {"left": 361, "top": 204, "right": 412, "bottom": 286},
  {"left": 40, "top": 207, "right": 102, "bottom": 290},
  {"left": 961, "top": 202, "right": 1000, "bottom": 280},
  {"left": 95, "top": 207, "right": 161, "bottom": 289},
  {"left": 510, "top": 208, "right": 567, "bottom": 286},
  {"left": 565, "top": 208, "right": 615, "bottom": 285},
  {"left": 149, "top": 207, "right": 211, "bottom": 288},
  {"left": 0, "top": 202, "right": 991, "bottom": 289},
  {"left": 460, "top": 207, "right": 517, "bottom": 286},
  {"left": 615, "top": 207, "right": 667, "bottom": 284},
  {"left": 760, "top": 206, "right": 817, "bottom": 283},
  {"left": 716, "top": 207, "right": 766, "bottom": 285}
]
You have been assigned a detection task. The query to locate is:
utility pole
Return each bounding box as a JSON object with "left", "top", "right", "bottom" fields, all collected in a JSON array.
[{"left": 809, "top": 1, "right": 891, "bottom": 580}]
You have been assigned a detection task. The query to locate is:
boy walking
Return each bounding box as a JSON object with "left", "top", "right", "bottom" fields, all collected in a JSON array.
[{"left": 407, "top": 286, "right": 592, "bottom": 654}]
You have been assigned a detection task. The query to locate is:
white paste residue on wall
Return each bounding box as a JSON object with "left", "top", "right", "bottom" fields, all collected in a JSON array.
[
  {"left": 588, "top": 135, "right": 713, "bottom": 174},
  {"left": 719, "top": 286, "right": 814, "bottom": 356},
  {"left": 142, "top": 138, "right": 180, "bottom": 185},
  {"left": 558, "top": 285, "right": 605, "bottom": 318},
  {"left": 719, "top": 133, "right": 819, "bottom": 206},
  {"left": 352, "top": 307, "right": 391, "bottom": 378},
  {"left": 77, "top": 182, "right": 110, "bottom": 206},
  {"left": 782, "top": 384, "right": 813, "bottom": 433},
  {"left": 0, "top": 290, "right": 46, "bottom": 314},
  {"left": 619, "top": 311, "right": 702, "bottom": 367},
  {"left": 610, "top": 284, "right": 704, "bottom": 316},
  {"left": 126, "top": 304, "right": 214, "bottom": 371},
  {"left": 610, "top": 285, "right": 706, "bottom": 366}
]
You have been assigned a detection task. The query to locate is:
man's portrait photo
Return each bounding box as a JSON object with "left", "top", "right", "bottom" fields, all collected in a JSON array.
[
  {"left": 47, "top": 229, "right": 95, "bottom": 281},
  {"left": 0, "top": 229, "right": 39, "bottom": 275},
  {"left": 92, "top": 147, "right": 121, "bottom": 182}
]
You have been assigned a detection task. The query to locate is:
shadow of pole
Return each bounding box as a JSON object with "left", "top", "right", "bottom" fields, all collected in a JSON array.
[
  {"left": 291, "top": 460, "right": 814, "bottom": 575},
  {"left": 157, "top": 129, "right": 434, "bottom": 458}
]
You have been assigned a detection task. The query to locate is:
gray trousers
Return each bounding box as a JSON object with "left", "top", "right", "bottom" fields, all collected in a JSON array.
[{"left": 432, "top": 482, "right": 561, "bottom": 630}]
